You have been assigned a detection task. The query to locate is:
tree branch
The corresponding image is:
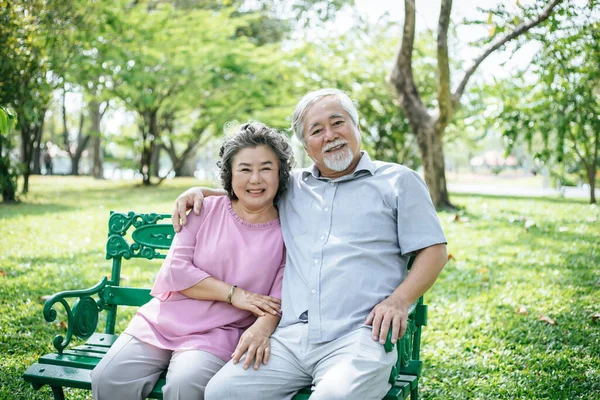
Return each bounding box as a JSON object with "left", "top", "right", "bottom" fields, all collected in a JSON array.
[
  {"left": 453, "top": 0, "right": 563, "bottom": 106},
  {"left": 389, "top": 0, "right": 430, "bottom": 127},
  {"left": 436, "top": 0, "right": 453, "bottom": 130}
]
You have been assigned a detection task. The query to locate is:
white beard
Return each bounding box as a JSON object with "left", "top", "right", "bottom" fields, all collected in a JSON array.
[{"left": 322, "top": 140, "right": 353, "bottom": 172}]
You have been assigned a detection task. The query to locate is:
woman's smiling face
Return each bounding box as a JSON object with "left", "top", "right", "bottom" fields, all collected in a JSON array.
[{"left": 231, "top": 145, "right": 280, "bottom": 210}]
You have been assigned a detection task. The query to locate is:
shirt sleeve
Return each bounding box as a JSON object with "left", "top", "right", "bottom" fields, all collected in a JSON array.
[
  {"left": 150, "top": 211, "right": 211, "bottom": 301},
  {"left": 267, "top": 248, "right": 286, "bottom": 299},
  {"left": 396, "top": 169, "right": 447, "bottom": 255}
]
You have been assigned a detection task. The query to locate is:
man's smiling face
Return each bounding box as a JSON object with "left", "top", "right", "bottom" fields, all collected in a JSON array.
[{"left": 302, "top": 96, "right": 362, "bottom": 179}]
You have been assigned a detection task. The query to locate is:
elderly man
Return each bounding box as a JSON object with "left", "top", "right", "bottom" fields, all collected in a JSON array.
[{"left": 172, "top": 88, "right": 447, "bottom": 400}]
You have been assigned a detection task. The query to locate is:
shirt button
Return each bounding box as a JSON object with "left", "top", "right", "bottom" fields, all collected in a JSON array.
[
  {"left": 324, "top": 207, "right": 329, "bottom": 212},
  {"left": 320, "top": 235, "right": 325, "bottom": 240},
  {"left": 311, "top": 289, "right": 317, "bottom": 294},
  {"left": 314, "top": 259, "right": 318, "bottom": 264}
]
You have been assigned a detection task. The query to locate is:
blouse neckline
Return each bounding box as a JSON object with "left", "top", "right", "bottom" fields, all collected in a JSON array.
[{"left": 226, "top": 197, "right": 280, "bottom": 229}]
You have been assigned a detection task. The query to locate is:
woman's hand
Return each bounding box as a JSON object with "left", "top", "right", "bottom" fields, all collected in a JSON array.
[
  {"left": 231, "top": 288, "right": 281, "bottom": 317},
  {"left": 232, "top": 318, "right": 276, "bottom": 370}
]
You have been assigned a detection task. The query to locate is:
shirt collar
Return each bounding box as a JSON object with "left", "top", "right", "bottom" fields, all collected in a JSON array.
[{"left": 301, "top": 151, "right": 376, "bottom": 181}]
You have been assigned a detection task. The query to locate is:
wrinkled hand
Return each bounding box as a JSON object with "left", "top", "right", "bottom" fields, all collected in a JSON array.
[
  {"left": 171, "top": 188, "right": 205, "bottom": 232},
  {"left": 231, "top": 288, "right": 281, "bottom": 317},
  {"left": 232, "top": 325, "right": 271, "bottom": 370},
  {"left": 365, "top": 296, "right": 410, "bottom": 345}
]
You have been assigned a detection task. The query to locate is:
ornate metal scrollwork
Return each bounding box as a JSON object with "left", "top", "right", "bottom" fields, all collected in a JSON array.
[
  {"left": 399, "top": 317, "right": 415, "bottom": 368},
  {"left": 72, "top": 297, "right": 99, "bottom": 339},
  {"left": 106, "top": 212, "right": 171, "bottom": 260},
  {"left": 43, "top": 278, "right": 107, "bottom": 353},
  {"left": 108, "top": 212, "right": 166, "bottom": 236}
]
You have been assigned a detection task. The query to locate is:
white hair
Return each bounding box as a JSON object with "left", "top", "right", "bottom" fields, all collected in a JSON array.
[{"left": 291, "top": 88, "right": 359, "bottom": 145}]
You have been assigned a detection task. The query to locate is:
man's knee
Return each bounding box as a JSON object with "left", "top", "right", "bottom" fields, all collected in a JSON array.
[{"left": 205, "top": 371, "right": 234, "bottom": 400}]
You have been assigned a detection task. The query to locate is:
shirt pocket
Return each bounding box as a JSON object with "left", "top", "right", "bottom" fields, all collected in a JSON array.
[{"left": 286, "top": 197, "right": 313, "bottom": 238}]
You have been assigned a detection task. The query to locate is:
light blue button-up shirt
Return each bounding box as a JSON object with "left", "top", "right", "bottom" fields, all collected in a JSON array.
[{"left": 278, "top": 152, "right": 447, "bottom": 343}]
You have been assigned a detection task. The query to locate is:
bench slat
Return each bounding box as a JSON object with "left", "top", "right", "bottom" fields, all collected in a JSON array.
[
  {"left": 62, "top": 349, "right": 105, "bottom": 359},
  {"left": 84, "top": 333, "right": 118, "bottom": 347},
  {"left": 72, "top": 344, "right": 111, "bottom": 354},
  {"left": 383, "top": 380, "right": 411, "bottom": 400},
  {"left": 24, "top": 363, "right": 165, "bottom": 399},
  {"left": 397, "top": 374, "right": 418, "bottom": 389},
  {"left": 39, "top": 353, "right": 100, "bottom": 369}
]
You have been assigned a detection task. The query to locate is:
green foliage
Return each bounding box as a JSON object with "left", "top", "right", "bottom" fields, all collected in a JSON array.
[
  {"left": 487, "top": 2, "right": 600, "bottom": 202},
  {"left": 1, "top": 177, "right": 598, "bottom": 398},
  {"left": 0, "top": 106, "right": 20, "bottom": 202}
]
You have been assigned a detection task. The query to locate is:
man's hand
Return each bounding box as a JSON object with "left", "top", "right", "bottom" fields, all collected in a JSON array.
[
  {"left": 231, "top": 321, "right": 273, "bottom": 370},
  {"left": 365, "top": 296, "right": 411, "bottom": 345},
  {"left": 171, "top": 187, "right": 206, "bottom": 232},
  {"left": 231, "top": 288, "right": 281, "bottom": 317}
]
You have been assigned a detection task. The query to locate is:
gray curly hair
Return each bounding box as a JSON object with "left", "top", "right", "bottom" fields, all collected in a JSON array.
[{"left": 217, "top": 122, "right": 295, "bottom": 203}]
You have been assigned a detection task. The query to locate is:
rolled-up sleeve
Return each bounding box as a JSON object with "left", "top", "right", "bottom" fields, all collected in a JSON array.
[
  {"left": 150, "top": 213, "right": 210, "bottom": 301},
  {"left": 397, "top": 170, "right": 447, "bottom": 255}
]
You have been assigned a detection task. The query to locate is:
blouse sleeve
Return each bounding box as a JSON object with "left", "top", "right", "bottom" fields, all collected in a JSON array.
[
  {"left": 267, "top": 249, "right": 286, "bottom": 299},
  {"left": 150, "top": 212, "right": 211, "bottom": 301}
]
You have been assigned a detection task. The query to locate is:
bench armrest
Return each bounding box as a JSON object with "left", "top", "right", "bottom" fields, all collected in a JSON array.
[
  {"left": 383, "top": 301, "right": 417, "bottom": 352},
  {"left": 384, "top": 298, "right": 427, "bottom": 384},
  {"left": 43, "top": 277, "right": 108, "bottom": 354}
]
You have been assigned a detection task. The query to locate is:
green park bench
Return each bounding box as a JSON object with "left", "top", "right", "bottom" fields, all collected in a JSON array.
[{"left": 23, "top": 211, "right": 428, "bottom": 400}]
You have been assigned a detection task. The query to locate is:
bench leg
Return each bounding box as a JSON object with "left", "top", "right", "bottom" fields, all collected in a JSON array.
[
  {"left": 50, "top": 385, "right": 65, "bottom": 400},
  {"left": 410, "top": 385, "right": 418, "bottom": 400}
]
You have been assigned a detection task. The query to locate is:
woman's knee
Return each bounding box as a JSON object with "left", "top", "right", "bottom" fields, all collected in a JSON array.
[{"left": 90, "top": 363, "right": 119, "bottom": 400}]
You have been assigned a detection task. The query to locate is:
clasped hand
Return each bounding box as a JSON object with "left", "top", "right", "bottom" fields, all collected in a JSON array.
[
  {"left": 231, "top": 288, "right": 281, "bottom": 317},
  {"left": 365, "top": 296, "right": 410, "bottom": 345}
]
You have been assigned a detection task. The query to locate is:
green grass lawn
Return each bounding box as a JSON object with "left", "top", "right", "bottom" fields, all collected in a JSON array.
[{"left": 1, "top": 176, "right": 599, "bottom": 399}]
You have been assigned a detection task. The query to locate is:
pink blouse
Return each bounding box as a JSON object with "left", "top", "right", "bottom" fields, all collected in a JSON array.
[{"left": 125, "top": 196, "right": 285, "bottom": 361}]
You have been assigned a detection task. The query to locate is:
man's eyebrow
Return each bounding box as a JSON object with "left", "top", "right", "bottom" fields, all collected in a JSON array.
[{"left": 308, "top": 113, "right": 345, "bottom": 131}]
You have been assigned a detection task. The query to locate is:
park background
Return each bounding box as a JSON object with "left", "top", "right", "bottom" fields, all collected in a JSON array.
[{"left": 1, "top": 0, "right": 599, "bottom": 399}]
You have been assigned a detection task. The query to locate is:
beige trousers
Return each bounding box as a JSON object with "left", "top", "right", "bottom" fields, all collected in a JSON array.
[
  {"left": 91, "top": 333, "right": 226, "bottom": 400},
  {"left": 205, "top": 323, "right": 396, "bottom": 400}
]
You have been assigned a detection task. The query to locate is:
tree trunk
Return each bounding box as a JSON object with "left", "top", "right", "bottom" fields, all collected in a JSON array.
[
  {"left": 21, "top": 126, "right": 33, "bottom": 194},
  {"left": 140, "top": 143, "right": 153, "bottom": 185},
  {"left": 90, "top": 101, "right": 105, "bottom": 179},
  {"left": 20, "top": 119, "right": 44, "bottom": 193},
  {"left": 587, "top": 165, "right": 597, "bottom": 204},
  {"left": 140, "top": 109, "right": 158, "bottom": 186},
  {"left": 416, "top": 124, "right": 451, "bottom": 208},
  {"left": 151, "top": 143, "right": 162, "bottom": 178},
  {"left": 0, "top": 138, "right": 17, "bottom": 201},
  {"left": 32, "top": 130, "right": 42, "bottom": 175}
]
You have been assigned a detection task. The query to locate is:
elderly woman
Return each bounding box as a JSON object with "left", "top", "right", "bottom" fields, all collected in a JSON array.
[{"left": 91, "top": 122, "right": 294, "bottom": 400}]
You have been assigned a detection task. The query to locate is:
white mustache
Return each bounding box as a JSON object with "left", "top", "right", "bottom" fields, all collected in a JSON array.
[{"left": 322, "top": 139, "right": 348, "bottom": 153}]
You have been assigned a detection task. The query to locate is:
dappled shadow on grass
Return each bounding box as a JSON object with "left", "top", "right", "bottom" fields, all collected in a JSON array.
[
  {"left": 1, "top": 184, "right": 191, "bottom": 220},
  {"left": 0, "top": 202, "right": 77, "bottom": 220}
]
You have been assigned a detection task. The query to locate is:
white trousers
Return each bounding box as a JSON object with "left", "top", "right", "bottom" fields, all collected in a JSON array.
[
  {"left": 205, "top": 323, "right": 397, "bottom": 400},
  {"left": 91, "top": 333, "right": 226, "bottom": 400}
]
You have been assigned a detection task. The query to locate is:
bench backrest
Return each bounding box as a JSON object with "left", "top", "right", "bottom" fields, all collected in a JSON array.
[{"left": 103, "top": 211, "right": 175, "bottom": 333}]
